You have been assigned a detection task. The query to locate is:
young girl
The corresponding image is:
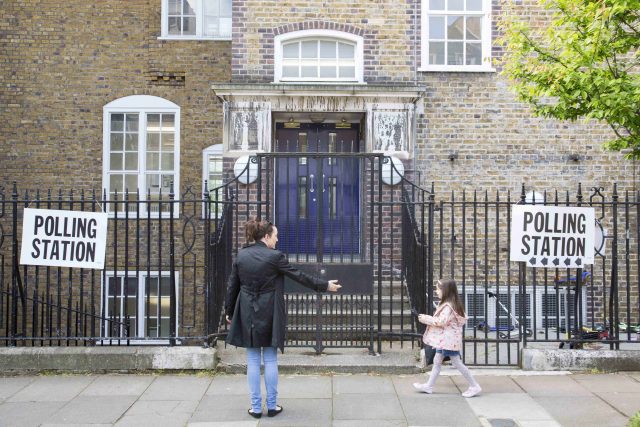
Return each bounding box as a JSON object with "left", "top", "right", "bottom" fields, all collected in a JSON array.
[{"left": 413, "top": 279, "right": 482, "bottom": 398}]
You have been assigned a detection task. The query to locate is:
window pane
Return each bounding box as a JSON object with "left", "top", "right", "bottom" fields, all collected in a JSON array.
[
  {"left": 125, "top": 174, "right": 138, "bottom": 192},
  {"left": 429, "top": 16, "right": 445, "bottom": 39},
  {"left": 220, "top": 0, "right": 231, "bottom": 15},
  {"left": 301, "top": 40, "right": 317, "bottom": 58},
  {"left": 147, "top": 153, "right": 160, "bottom": 170},
  {"left": 161, "top": 133, "right": 174, "bottom": 150},
  {"left": 147, "top": 114, "right": 160, "bottom": 130},
  {"left": 168, "top": 17, "right": 181, "bottom": 35},
  {"left": 301, "top": 66, "right": 317, "bottom": 78},
  {"left": 126, "top": 115, "right": 138, "bottom": 131},
  {"left": 111, "top": 114, "right": 124, "bottom": 131},
  {"left": 110, "top": 133, "right": 123, "bottom": 151},
  {"left": 161, "top": 297, "right": 171, "bottom": 317},
  {"left": 125, "top": 133, "right": 138, "bottom": 151},
  {"left": 108, "top": 277, "right": 119, "bottom": 295},
  {"left": 429, "top": 0, "right": 445, "bottom": 9},
  {"left": 182, "top": 17, "right": 196, "bottom": 35},
  {"left": 125, "top": 153, "right": 138, "bottom": 170},
  {"left": 466, "top": 0, "right": 482, "bottom": 11},
  {"left": 184, "top": 0, "right": 196, "bottom": 15},
  {"left": 147, "top": 133, "right": 160, "bottom": 151},
  {"left": 160, "top": 319, "right": 170, "bottom": 336},
  {"left": 447, "top": 41, "right": 464, "bottom": 65},
  {"left": 338, "top": 66, "right": 355, "bottom": 78},
  {"left": 162, "top": 114, "right": 175, "bottom": 132},
  {"left": 110, "top": 175, "right": 123, "bottom": 193},
  {"left": 320, "top": 66, "right": 336, "bottom": 78},
  {"left": 161, "top": 153, "right": 174, "bottom": 171},
  {"left": 338, "top": 42, "right": 355, "bottom": 59},
  {"left": 148, "top": 277, "right": 158, "bottom": 297},
  {"left": 320, "top": 41, "right": 336, "bottom": 58},
  {"left": 283, "top": 43, "right": 298, "bottom": 59},
  {"left": 168, "top": 0, "right": 181, "bottom": 14},
  {"left": 160, "top": 277, "right": 171, "bottom": 296},
  {"left": 219, "top": 17, "right": 231, "bottom": 36},
  {"left": 448, "top": 0, "right": 464, "bottom": 10},
  {"left": 447, "top": 16, "right": 464, "bottom": 40},
  {"left": 282, "top": 65, "right": 298, "bottom": 77},
  {"left": 126, "top": 298, "right": 136, "bottom": 316},
  {"left": 429, "top": 42, "right": 445, "bottom": 64},
  {"left": 466, "top": 42, "right": 482, "bottom": 65},
  {"left": 466, "top": 16, "right": 481, "bottom": 40},
  {"left": 110, "top": 153, "right": 123, "bottom": 170}
]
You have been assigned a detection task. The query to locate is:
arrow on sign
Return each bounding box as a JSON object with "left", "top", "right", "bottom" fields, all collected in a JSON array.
[
  {"left": 575, "top": 258, "right": 582, "bottom": 266},
  {"left": 564, "top": 258, "right": 571, "bottom": 266},
  {"left": 553, "top": 258, "right": 560, "bottom": 266},
  {"left": 529, "top": 257, "right": 537, "bottom": 265},
  {"left": 541, "top": 258, "right": 548, "bottom": 266}
]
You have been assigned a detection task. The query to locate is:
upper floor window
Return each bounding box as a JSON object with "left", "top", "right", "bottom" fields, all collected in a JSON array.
[
  {"left": 161, "top": 0, "right": 231, "bottom": 40},
  {"left": 420, "top": 0, "right": 493, "bottom": 72},
  {"left": 274, "top": 30, "right": 364, "bottom": 83},
  {"left": 102, "top": 96, "right": 180, "bottom": 217}
]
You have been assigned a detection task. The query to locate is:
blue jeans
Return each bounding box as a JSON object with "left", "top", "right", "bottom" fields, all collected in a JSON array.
[{"left": 246, "top": 346, "right": 278, "bottom": 413}]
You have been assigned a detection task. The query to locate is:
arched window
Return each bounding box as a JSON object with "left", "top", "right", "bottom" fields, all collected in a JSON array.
[
  {"left": 102, "top": 95, "right": 180, "bottom": 216},
  {"left": 274, "top": 30, "right": 364, "bottom": 83}
]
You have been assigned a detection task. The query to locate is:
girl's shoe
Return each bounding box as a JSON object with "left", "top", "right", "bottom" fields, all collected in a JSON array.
[
  {"left": 462, "top": 385, "right": 482, "bottom": 398},
  {"left": 247, "top": 409, "right": 262, "bottom": 419},
  {"left": 267, "top": 405, "right": 283, "bottom": 417},
  {"left": 412, "top": 382, "right": 433, "bottom": 393}
]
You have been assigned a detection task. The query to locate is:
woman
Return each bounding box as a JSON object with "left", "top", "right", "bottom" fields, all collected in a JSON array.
[{"left": 224, "top": 219, "right": 341, "bottom": 419}]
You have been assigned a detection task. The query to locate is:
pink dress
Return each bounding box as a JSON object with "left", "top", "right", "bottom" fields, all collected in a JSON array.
[{"left": 422, "top": 302, "right": 467, "bottom": 351}]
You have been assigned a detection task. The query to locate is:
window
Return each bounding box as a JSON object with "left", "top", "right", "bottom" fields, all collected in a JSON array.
[
  {"left": 420, "top": 0, "right": 493, "bottom": 72},
  {"left": 203, "top": 144, "right": 224, "bottom": 218},
  {"left": 102, "top": 272, "right": 179, "bottom": 342},
  {"left": 161, "top": 0, "right": 231, "bottom": 40},
  {"left": 275, "top": 30, "right": 364, "bottom": 83},
  {"left": 103, "top": 95, "right": 180, "bottom": 216}
]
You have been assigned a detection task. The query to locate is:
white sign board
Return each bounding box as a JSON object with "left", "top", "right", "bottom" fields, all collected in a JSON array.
[
  {"left": 510, "top": 205, "right": 595, "bottom": 268},
  {"left": 20, "top": 208, "right": 108, "bottom": 269}
]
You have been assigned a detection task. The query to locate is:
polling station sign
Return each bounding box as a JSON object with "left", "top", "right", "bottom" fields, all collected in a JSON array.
[
  {"left": 510, "top": 205, "right": 595, "bottom": 268},
  {"left": 20, "top": 208, "right": 108, "bottom": 269}
]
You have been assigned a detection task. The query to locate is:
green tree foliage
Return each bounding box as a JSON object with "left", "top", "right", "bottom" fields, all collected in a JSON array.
[{"left": 499, "top": 0, "right": 640, "bottom": 157}]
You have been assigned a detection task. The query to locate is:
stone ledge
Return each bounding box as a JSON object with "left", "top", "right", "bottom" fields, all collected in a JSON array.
[
  {"left": 0, "top": 346, "right": 217, "bottom": 372},
  {"left": 522, "top": 348, "right": 640, "bottom": 371}
]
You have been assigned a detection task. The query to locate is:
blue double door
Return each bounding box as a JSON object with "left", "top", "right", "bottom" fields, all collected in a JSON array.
[{"left": 274, "top": 122, "right": 360, "bottom": 257}]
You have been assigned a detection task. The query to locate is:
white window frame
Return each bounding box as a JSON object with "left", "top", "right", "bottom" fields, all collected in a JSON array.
[
  {"left": 274, "top": 30, "right": 364, "bottom": 83},
  {"left": 160, "top": 0, "right": 232, "bottom": 40},
  {"left": 100, "top": 271, "right": 180, "bottom": 345},
  {"left": 202, "top": 144, "right": 224, "bottom": 218},
  {"left": 102, "top": 95, "right": 180, "bottom": 218},
  {"left": 419, "top": 0, "right": 495, "bottom": 72}
]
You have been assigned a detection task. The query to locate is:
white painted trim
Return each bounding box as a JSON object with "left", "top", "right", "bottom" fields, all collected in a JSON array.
[
  {"left": 102, "top": 95, "right": 180, "bottom": 218},
  {"left": 274, "top": 29, "right": 364, "bottom": 83},
  {"left": 100, "top": 271, "right": 180, "bottom": 344},
  {"left": 420, "top": 0, "right": 493, "bottom": 71}
]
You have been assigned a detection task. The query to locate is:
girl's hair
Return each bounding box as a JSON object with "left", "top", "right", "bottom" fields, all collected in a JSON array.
[
  {"left": 245, "top": 218, "right": 274, "bottom": 242},
  {"left": 437, "top": 279, "right": 465, "bottom": 317}
]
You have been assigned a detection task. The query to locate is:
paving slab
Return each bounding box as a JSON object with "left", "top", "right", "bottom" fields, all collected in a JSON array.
[
  {"left": 391, "top": 374, "right": 459, "bottom": 395},
  {"left": 0, "top": 377, "right": 33, "bottom": 401},
  {"left": 0, "top": 401, "right": 66, "bottom": 427},
  {"left": 253, "top": 397, "right": 332, "bottom": 426},
  {"left": 333, "top": 374, "right": 396, "bottom": 394},
  {"left": 139, "top": 375, "right": 211, "bottom": 401},
  {"left": 188, "top": 422, "right": 258, "bottom": 427},
  {"left": 534, "top": 396, "right": 628, "bottom": 427},
  {"left": 46, "top": 395, "right": 137, "bottom": 424},
  {"left": 7, "top": 376, "right": 93, "bottom": 402},
  {"left": 593, "top": 391, "right": 640, "bottom": 418},
  {"left": 450, "top": 375, "right": 522, "bottom": 394},
  {"left": 278, "top": 374, "right": 332, "bottom": 398},
  {"left": 115, "top": 400, "right": 198, "bottom": 427},
  {"left": 465, "top": 393, "right": 560, "bottom": 426},
  {"left": 80, "top": 374, "right": 155, "bottom": 396},
  {"left": 571, "top": 373, "right": 640, "bottom": 393},
  {"left": 333, "top": 393, "right": 404, "bottom": 421},
  {"left": 401, "top": 394, "right": 482, "bottom": 426},
  {"left": 332, "top": 421, "right": 407, "bottom": 427},
  {"left": 512, "top": 375, "right": 593, "bottom": 397},
  {"left": 191, "top": 395, "right": 253, "bottom": 423},
  {"left": 206, "top": 374, "right": 247, "bottom": 395}
]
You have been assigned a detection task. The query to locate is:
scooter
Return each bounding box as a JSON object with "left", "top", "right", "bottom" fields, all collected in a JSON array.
[{"left": 476, "top": 290, "right": 533, "bottom": 339}]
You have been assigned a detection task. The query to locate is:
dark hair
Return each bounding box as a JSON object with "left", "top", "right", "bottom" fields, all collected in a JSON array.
[
  {"left": 437, "top": 279, "right": 465, "bottom": 317},
  {"left": 245, "top": 218, "right": 274, "bottom": 242}
]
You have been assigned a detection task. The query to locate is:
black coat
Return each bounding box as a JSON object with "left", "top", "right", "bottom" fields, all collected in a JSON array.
[{"left": 224, "top": 241, "right": 328, "bottom": 352}]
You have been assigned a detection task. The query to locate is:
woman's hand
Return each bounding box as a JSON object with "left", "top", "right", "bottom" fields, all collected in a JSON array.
[
  {"left": 418, "top": 314, "right": 434, "bottom": 325},
  {"left": 327, "top": 280, "right": 342, "bottom": 292}
]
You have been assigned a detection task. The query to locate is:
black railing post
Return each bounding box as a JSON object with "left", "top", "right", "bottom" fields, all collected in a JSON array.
[
  {"left": 10, "top": 182, "right": 18, "bottom": 346},
  {"left": 427, "top": 184, "right": 435, "bottom": 315},
  {"left": 169, "top": 184, "right": 177, "bottom": 346},
  {"left": 611, "top": 183, "right": 619, "bottom": 350}
]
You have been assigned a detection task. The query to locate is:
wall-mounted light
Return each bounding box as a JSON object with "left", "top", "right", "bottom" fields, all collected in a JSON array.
[
  {"left": 381, "top": 156, "right": 405, "bottom": 186},
  {"left": 233, "top": 155, "right": 259, "bottom": 184}
]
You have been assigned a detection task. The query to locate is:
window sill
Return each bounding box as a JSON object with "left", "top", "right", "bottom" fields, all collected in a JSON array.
[
  {"left": 418, "top": 66, "right": 496, "bottom": 73},
  {"left": 158, "top": 36, "right": 231, "bottom": 41}
]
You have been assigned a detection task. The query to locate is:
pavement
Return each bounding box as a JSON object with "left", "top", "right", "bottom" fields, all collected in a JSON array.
[{"left": 1, "top": 369, "right": 639, "bottom": 427}]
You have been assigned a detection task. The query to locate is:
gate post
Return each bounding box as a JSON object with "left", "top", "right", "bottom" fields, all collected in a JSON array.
[
  {"left": 10, "top": 182, "right": 18, "bottom": 346},
  {"left": 169, "top": 185, "right": 176, "bottom": 346},
  {"left": 610, "top": 184, "right": 619, "bottom": 350}
]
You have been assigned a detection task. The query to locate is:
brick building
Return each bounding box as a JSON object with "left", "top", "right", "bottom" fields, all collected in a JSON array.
[{"left": 1, "top": 1, "right": 637, "bottom": 360}]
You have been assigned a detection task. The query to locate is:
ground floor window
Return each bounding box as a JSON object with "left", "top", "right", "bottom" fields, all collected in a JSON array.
[{"left": 102, "top": 271, "right": 179, "bottom": 341}]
